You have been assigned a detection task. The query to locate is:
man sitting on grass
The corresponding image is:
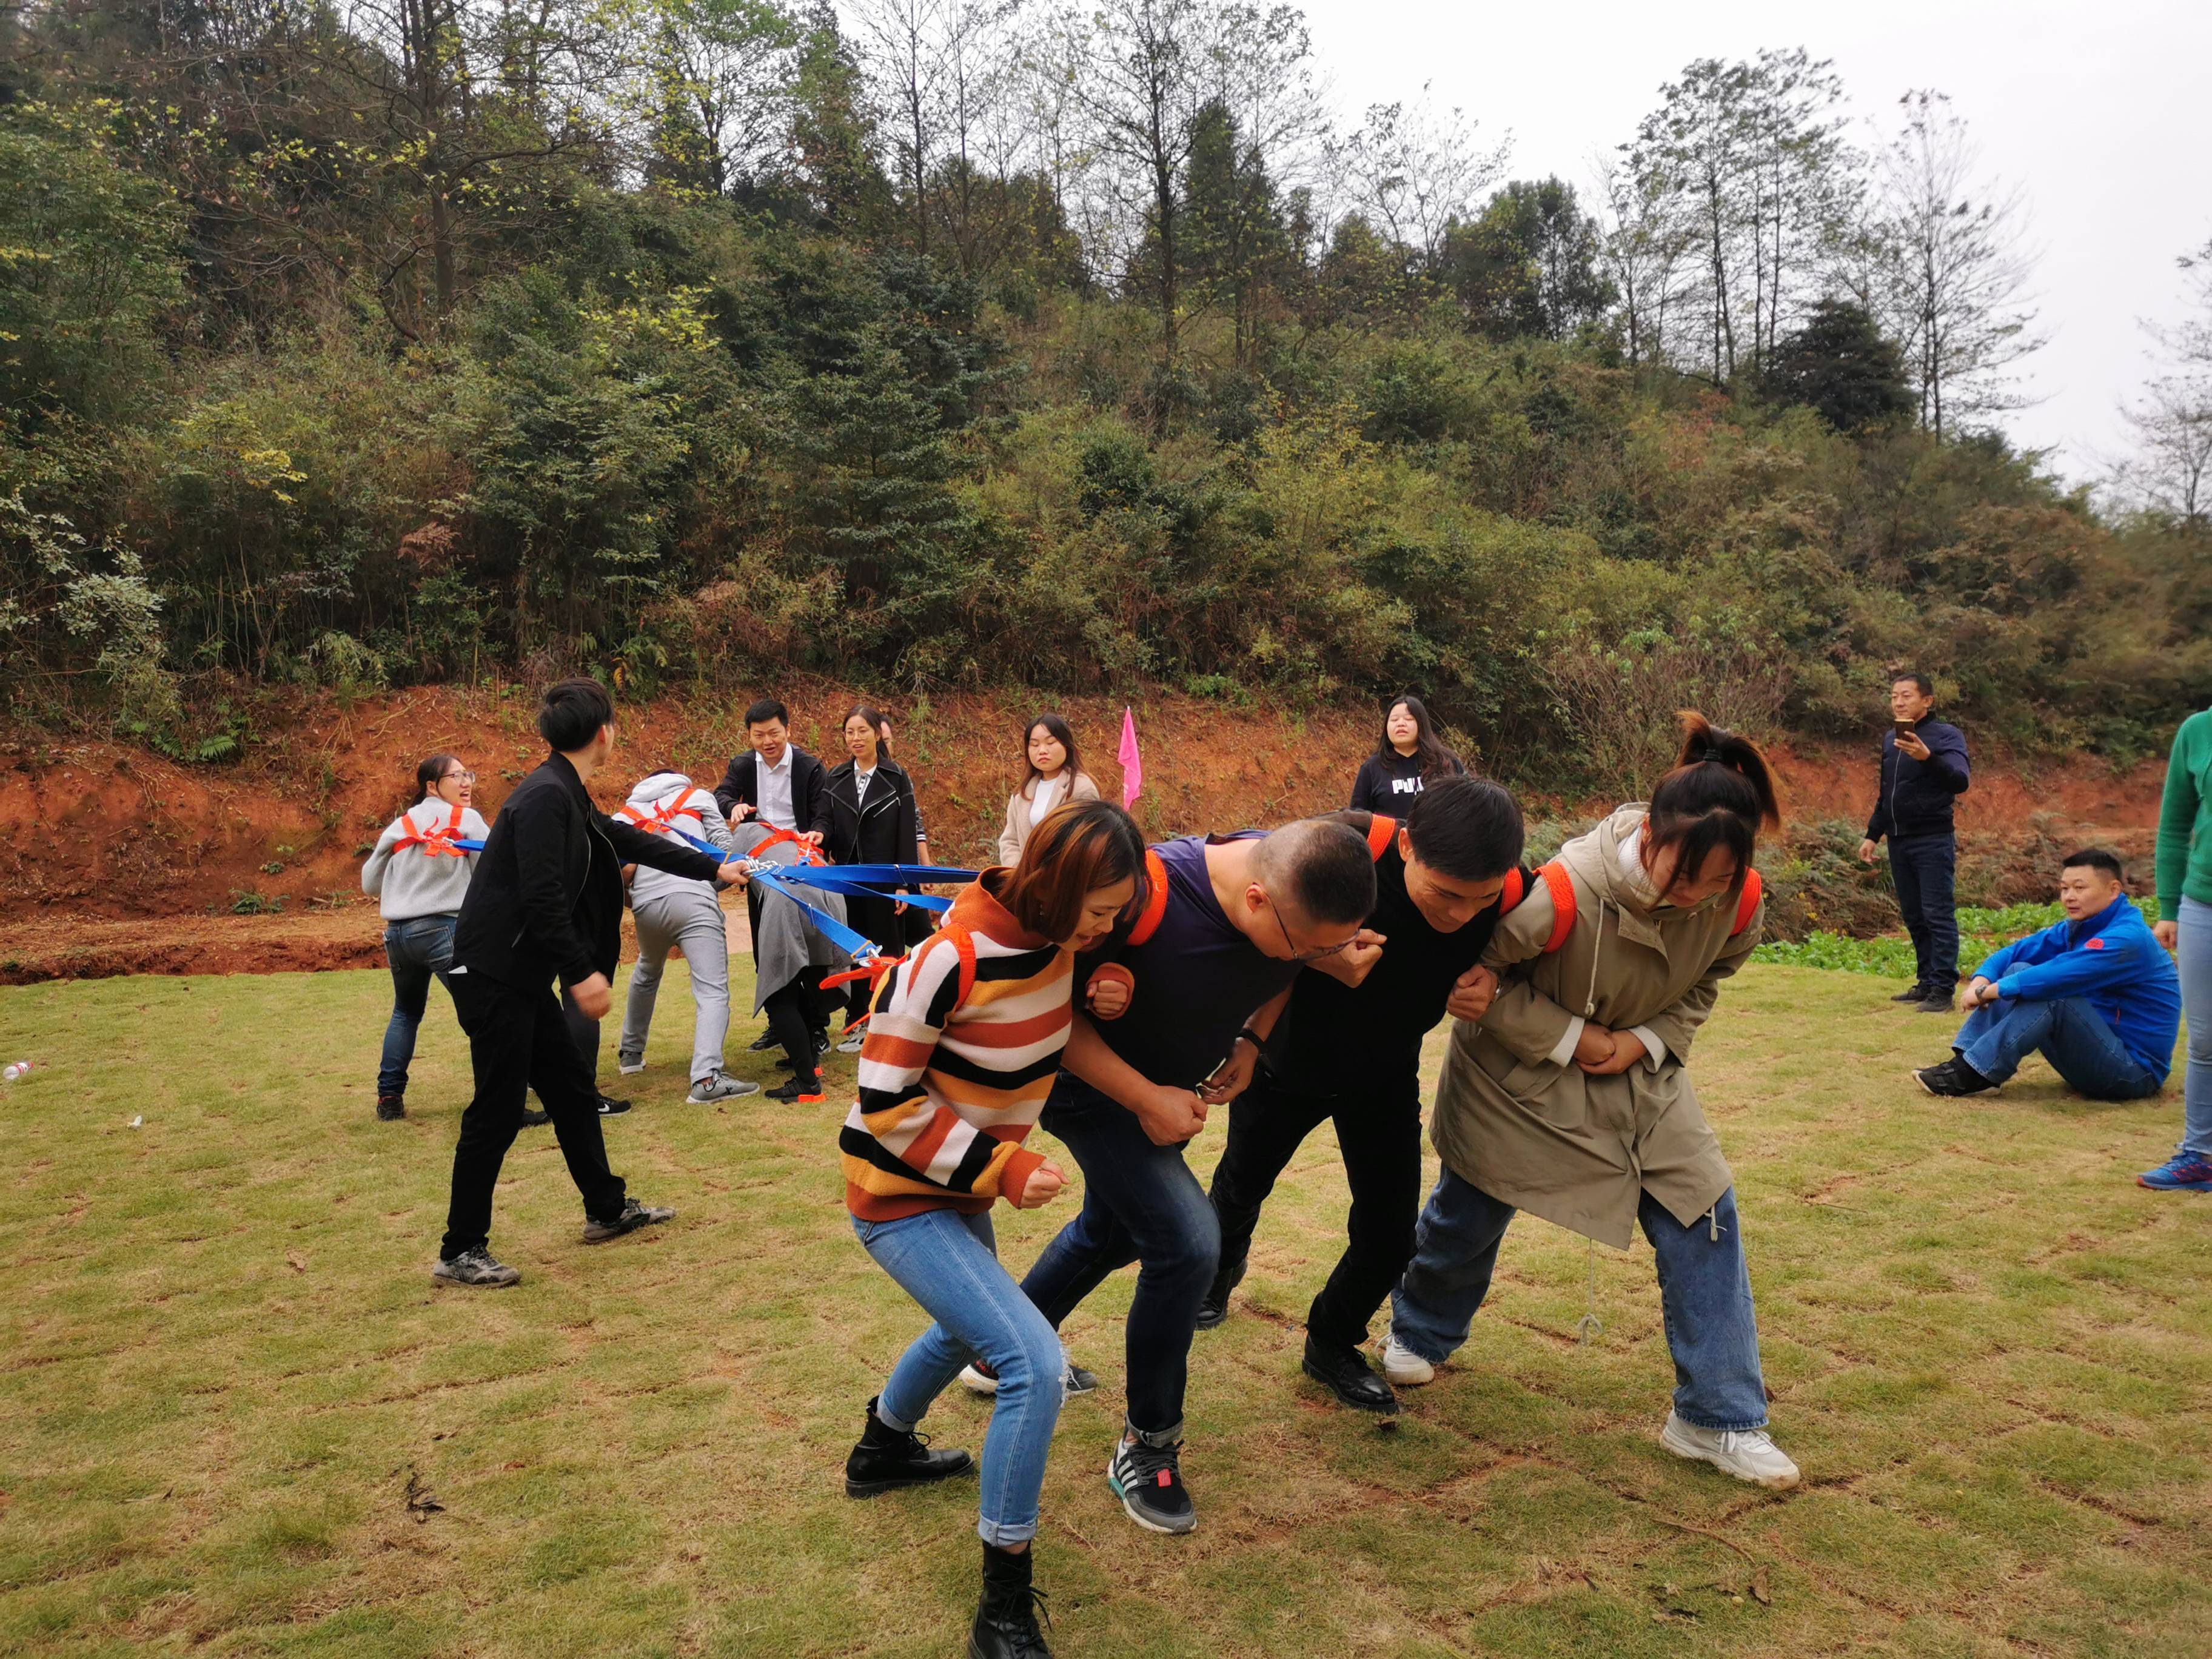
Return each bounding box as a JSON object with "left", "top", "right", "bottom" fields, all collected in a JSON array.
[{"left": 1915, "top": 850, "right": 2180, "bottom": 1102}]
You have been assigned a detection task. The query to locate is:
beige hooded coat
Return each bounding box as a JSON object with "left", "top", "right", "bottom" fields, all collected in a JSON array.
[{"left": 1426, "top": 806, "right": 1761, "bottom": 1249}]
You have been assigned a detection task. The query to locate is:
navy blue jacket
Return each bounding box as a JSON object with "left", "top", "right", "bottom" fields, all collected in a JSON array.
[
  {"left": 1866, "top": 717, "right": 1971, "bottom": 842},
  {"left": 1973, "top": 894, "right": 2181, "bottom": 1081}
]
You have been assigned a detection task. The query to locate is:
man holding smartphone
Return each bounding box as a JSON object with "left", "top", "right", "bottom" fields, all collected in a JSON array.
[
  {"left": 1858, "top": 671, "right": 1972, "bottom": 1012},
  {"left": 1014, "top": 819, "right": 1378, "bottom": 1536}
]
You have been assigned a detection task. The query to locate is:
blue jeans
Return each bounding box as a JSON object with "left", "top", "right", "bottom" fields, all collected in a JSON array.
[
  {"left": 1890, "top": 831, "right": 1959, "bottom": 990},
  {"left": 1390, "top": 1167, "right": 1770, "bottom": 1432},
  {"left": 857, "top": 1206, "right": 1065, "bottom": 1546},
  {"left": 1017, "top": 1074, "right": 1221, "bottom": 1440},
  {"left": 1953, "top": 995, "right": 2163, "bottom": 1100},
  {"left": 2180, "top": 897, "right": 2212, "bottom": 1155},
  {"left": 377, "top": 915, "right": 456, "bottom": 1098}
]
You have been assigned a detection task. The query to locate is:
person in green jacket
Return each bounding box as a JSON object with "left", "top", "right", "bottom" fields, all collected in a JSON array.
[{"left": 2139, "top": 707, "right": 2212, "bottom": 1192}]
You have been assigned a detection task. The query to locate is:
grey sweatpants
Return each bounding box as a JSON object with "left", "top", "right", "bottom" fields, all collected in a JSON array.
[{"left": 620, "top": 888, "right": 731, "bottom": 1084}]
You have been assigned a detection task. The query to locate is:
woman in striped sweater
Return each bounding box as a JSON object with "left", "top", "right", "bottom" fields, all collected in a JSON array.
[{"left": 840, "top": 800, "right": 1146, "bottom": 1659}]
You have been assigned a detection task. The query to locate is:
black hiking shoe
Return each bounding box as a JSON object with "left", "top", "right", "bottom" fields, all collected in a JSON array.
[
  {"left": 376, "top": 1094, "right": 406, "bottom": 1121},
  {"left": 1194, "top": 1254, "right": 1247, "bottom": 1330},
  {"left": 970, "top": 1542, "right": 1053, "bottom": 1658},
  {"left": 844, "top": 1397, "right": 976, "bottom": 1497},
  {"left": 431, "top": 1247, "right": 521, "bottom": 1288},
  {"left": 749, "top": 1030, "right": 780, "bottom": 1053},
  {"left": 1301, "top": 1335, "right": 1399, "bottom": 1413},
  {"left": 1106, "top": 1431, "right": 1196, "bottom": 1534},
  {"left": 1914, "top": 1057, "right": 1995, "bottom": 1098},
  {"left": 1915, "top": 990, "right": 1956, "bottom": 1013},
  {"left": 580, "top": 1197, "right": 675, "bottom": 1243},
  {"left": 1889, "top": 984, "right": 1932, "bottom": 1003}
]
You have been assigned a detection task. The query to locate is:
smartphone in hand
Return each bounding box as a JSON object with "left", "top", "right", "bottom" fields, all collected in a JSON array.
[{"left": 1893, "top": 719, "right": 1915, "bottom": 741}]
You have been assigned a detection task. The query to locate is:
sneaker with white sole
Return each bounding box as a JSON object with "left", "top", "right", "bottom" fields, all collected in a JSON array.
[
  {"left": 1659, "top": 1409, "right": 1801, "bottom": 1489},
  {"left": 618, "top": 1058, "right": 646, "bottom": 1076},
  {"left": 960, "top": 1351, "right": 1097, "bottom": 1398},
  {"left": 687, "top": 1071, "right": 760, "bottom": 1104},
  {"left": 1380, "top": 1334, "right": 1435, "bottom": 1386},
  {"left": 1106, "top": 1433, "right": 1196, "bottom": 1534},
  {"left": 431, "top": 1247, "right": 521, "bottom": 1288},
  {"left": 836, "top": 1030, "right": 867, "bottom": 1054}
]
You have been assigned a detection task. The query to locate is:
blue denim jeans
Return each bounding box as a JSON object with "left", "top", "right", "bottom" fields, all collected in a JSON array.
[
  {"left": 1390, "top": 1167, "right": 1770, "bottom": 1432},
  {"left": 857, "top": 1205, "right": 1065, "bottom": 1546},
  {"left": 1890, "top": 831, "right": 1959, "bottom": 990},
  {"left": 377, "top": 915, "right": 456, "bottom": 1098},
  {"left": 1017, "top": 1074, "right": 1221, "bottom": 1440},
  {"left": 1953, "top": 995, "right": 2163, "bottom": 1100},
  {"left": 2179, "top": 897, "right": 2212, "bottom": 1156}
]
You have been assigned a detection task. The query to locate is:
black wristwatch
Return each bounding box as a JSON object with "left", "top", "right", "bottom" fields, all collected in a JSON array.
[{"left": 1233, "top": 1026, "right": 1265, "bottom": 1052}]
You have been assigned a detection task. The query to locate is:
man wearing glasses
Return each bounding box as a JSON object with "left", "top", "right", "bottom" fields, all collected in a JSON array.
[{"left": 1013, "top": 818, "right": 1379, "bottom": 1536}]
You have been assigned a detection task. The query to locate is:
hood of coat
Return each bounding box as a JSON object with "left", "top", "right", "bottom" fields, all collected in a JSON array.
[
  {"left": 626, "top": 771, "right": 695, "bottom": 810},
  {"left": 1561, "top": 804, "right": 1743, "bottom": 931}
]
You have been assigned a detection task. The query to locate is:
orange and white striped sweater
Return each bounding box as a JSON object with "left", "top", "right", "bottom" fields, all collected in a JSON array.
[{"left": 840, "top": 873, "right": 1071, "bottom": 1220}]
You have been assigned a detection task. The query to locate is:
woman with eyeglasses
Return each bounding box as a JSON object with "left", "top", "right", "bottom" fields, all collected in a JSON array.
[{"left": 362, "top": 753, "right": 491, "bottom": 1122}]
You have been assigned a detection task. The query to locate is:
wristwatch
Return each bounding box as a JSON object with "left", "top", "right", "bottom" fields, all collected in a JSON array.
[{"left": 1233, "top": 1025, "right": 1265, "bottom": 1052}]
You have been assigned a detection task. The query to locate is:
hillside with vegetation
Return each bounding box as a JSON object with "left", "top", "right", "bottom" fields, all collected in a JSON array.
[{"left": 4, "top": 2, "right": 2209, "bottom": 799}]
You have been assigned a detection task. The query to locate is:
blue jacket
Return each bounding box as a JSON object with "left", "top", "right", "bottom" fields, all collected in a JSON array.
[
  {"left": 1866, "top": 717, "right": 1971, "bottom": 842},
  {"left": 1974, "top": 894, "right": 2182, "bottom": 1081}
]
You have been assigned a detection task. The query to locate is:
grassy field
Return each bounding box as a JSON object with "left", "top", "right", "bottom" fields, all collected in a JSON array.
[{"left": 1, "top": 959, "right": 2207, "bottom": 1659}]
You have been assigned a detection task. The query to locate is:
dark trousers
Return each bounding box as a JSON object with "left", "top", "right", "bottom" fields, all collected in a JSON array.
[
  {"left": 532, "top": 988, "right": 600, "bottom": 1109},
  {"left": 1207, "top": 1067, "right": 1423, "bottom": 1352},
  {"left": 763, "top": 979, "right": 822, "bottom": 1090},
  {"left": 443, "top": 973, "right": 627, "bottom": 1259},
  {"left": 1889, "top": 831, "right": 1959, "bottom": 990},
  {"left": 843, "top": 893, "right": 906, "bottom": 1025},
  {"left": 1017, "top": 1074, "right": 1220, "bottom": 1438}
]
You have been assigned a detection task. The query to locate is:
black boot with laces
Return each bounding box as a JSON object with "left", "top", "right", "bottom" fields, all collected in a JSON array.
[
  {"left": 969, "top": 1541, "right": 1053, "bottom": 1659},
  {"left": 843, "top": 1396, "right": 974, "bottom": 1497}
]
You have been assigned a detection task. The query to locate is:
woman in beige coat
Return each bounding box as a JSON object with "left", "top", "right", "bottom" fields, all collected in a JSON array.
[
  {"left": 997, "top": 713, "right": 1101, "bottom": 865},
  {"left": 1384, "top": 714, "right": 1802, "bottom": 1490}
]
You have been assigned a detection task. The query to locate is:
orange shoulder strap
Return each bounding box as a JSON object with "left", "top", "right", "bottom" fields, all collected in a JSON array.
[
  {"left": 1535, "top": 862, "right": 1578, "bottom": 953},
  {"left": 1365, "top": 814, "right": 1397, "bottom": 860},
  {"left": 1731, "top": 868, "right": 1764, "bottom": 936},
  {"left": 1127, "top": 848, "right": 1172, "bottom": 946},
  {"left": 1497, "top": 866, "right": 1526, "bottom": 913}
]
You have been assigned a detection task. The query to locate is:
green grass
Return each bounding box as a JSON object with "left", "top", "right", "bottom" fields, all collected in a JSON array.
[
  {"left": 1, "top": 960, "right": 2207, "bottom": 1658},
  {"left": 1753, "top": 902, "right": 2079, "bottom": 977}
]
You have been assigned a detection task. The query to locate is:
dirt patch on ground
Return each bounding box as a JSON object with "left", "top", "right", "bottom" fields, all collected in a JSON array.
[{"left": 0, "top": 680, "right": 2170, "bottom": 982}]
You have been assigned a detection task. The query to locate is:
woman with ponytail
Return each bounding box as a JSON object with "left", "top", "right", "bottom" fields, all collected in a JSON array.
[
  {"left": 361, "top": 754, "right": 491, "bottom": 1122},
  {"left": 1384, "top": 712, "right": 1804, "bottom": 1491}
]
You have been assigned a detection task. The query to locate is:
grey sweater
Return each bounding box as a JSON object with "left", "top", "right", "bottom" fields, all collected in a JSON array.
[
  {"left": 620, "top": 772, "right": 739, "bottom": 907},
  {"left": 363, "top": 800, "right": 492, "bottom": 920}
]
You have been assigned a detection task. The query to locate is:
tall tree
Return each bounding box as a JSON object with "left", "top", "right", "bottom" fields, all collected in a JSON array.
[
  {"left": 1862, "top": 89, "right": 2042, "bottom": 437},
  {"left": 1442, "top": 176, "right": 1614, "bottom": 341},
  {"left": 643, "top": 0, "right": 802, "bottom": 201},
  {"left": 1333, "top": 86, "right": 1507, "bottom": 276},
  {"left": 2111, "top": 236, "right": 2212, "bottom": 531},
  {"left": 1763, "top": 298, "right": 1911, "bottom": 431}
]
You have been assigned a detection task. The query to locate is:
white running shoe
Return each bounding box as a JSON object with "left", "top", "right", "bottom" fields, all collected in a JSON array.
[
  {"left": 836, "top": 1031, "right": 867, "bottom": 1054},
  {"left": 1380, "top": 1335, "right": 1435, "bottom": 1386},
  {"left": 617, "top": 1059, "right": 646, "bottom": 1076},
  {"left": 1659, "top": 1410, "right": 1801, "bottom": 1490},
  {"left": 959, "top": 1361, "right": 999, "bottom": 1396}
]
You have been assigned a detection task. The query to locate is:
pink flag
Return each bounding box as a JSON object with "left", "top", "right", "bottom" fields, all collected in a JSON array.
[{"left": 1118, "top": 706, "right": 1143, "bottom": 809}]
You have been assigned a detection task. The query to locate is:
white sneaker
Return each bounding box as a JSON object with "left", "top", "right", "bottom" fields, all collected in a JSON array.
[
  {"left": 1659, "top": 1410, "right": 1801, "bottom": 1490},
  {"left": 617, "top": 1059, "right": 646, "bottom": 1076},
  {"left": 1380, "top": 1335, "right": 1435, "bottom": 1386},
  {"left": 958, "top": 1361, "right": 999, "bottom": 1396},
  {"left": 836, "top": 1031, "right": 866, "bottom": 1054}
]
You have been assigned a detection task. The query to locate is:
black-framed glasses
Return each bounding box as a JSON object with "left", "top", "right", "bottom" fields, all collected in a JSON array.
[{"left": 1265, "top": 894, "right": 1353, "bottom": 963}]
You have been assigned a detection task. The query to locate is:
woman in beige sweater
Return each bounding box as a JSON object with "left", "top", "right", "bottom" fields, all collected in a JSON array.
[{"left": 997, "top": 714, "right": 1100, "bottom": 865}]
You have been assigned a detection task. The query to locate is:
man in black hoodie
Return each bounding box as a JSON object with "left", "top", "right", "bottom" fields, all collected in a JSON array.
[
  {"left": 435, "top": 679, "right": 750, "bottom": 1288},
  {"left": 1858, "top": 671, "right": 1972, "bottom": 1013}
]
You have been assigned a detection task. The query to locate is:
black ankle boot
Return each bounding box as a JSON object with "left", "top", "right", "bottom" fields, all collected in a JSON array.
[
  {"left": 1194, "top": 1252, "right": 1247, "bottom": 1330},
  {"left": 969, "top": 1542, "right": 1052, "bottom": 1658},
  {"left": 843, "top": 1396, "right": 975, "bottom": 1498}
]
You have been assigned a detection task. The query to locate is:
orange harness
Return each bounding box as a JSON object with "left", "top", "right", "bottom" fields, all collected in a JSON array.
[
  {"left": 391, "top": 800, "right": 469, "bottom": 858},
  {"left": 746, "top": 823, "right": 828, "bottom": 866},
  {"left": 822, "top": 924, "right": 977, "bottom": 1031},
  {"left": 1526, "top": 861, "right": 1764, "bottom": 950},
  {"left": 616, "top": 794, "right": 705, "bottom": 838}
]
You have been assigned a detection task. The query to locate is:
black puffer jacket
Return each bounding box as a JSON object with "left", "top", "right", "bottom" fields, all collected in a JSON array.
[{"left": 1866, "top": 719, "right": 1972, "bottom": 842}]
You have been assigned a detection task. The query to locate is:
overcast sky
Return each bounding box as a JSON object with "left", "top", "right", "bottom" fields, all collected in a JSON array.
[{"left": 1294, "top": 0, "right": 2212, "bottom": 484}]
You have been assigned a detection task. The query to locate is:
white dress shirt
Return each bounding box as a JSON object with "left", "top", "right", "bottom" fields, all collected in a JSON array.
[{"left": 757, "top": 746, "right": 797, "bottom": 830}]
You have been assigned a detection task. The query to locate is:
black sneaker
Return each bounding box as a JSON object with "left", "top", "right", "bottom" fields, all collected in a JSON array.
[
  {"left": 844, "top": 1397, "right": 976, "bottom": 1497},
  {"left": 1914, "top": 1058, "right": 1995, "bottom": 1098},
  {"left": 971, "top": 1543, "right": 1054, "bottom": 1659},
  {"left": 519, "top": 1106, "right": 551, "bottom": 1127},
  {"left": 1106, "top": 1432, "right": 1196, "bottom": 1534},
  {"left": 431, "top": 1247, "right": 521, "bottom": 1288},
  {"left": 748, "top": 1031, "right": 780, "bottom": 1053},
  {"left": 1889, "top": 984, "right": 1932, "bottom": 1003},
  {"left": 580, "top": 1197, "right": 675, "bottom": 1243},
  {"left": 1195, "top": 1255, "right": 1247, "bottom": 1330},
  {"left": 813, "top": 1029, "right": 832, "bottom": 1056},
  {"left": 376, "top": 1094, "right": 406, "bottom": 1121},
  {"left": 595, "top": 1094, "right": 631, "bottom": 1116},
  {"left": 1300, "top": 1335, "right": 1399, "bottom": 1414},
  {"left": 1915, "top": 990, "right": 1956, "bottom": 1013},
  {"left": 765, "top": 1078, "right": 825, "bottom": 1103}
]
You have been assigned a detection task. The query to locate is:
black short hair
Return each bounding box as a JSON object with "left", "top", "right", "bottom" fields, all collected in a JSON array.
[
  {"left": 1404, "top": 776, "right": 1525, "bottom": 881},
  {"left": 1891, "top": 671, "right": 1933, "bottom": 696},
  {"left": 1253, "top": 819, "right": 1378, "bottom": 928},
  {"left": 538, "top": 678, "right": 614, "bottom": 751},
  {"left": 2062, "top": 847, "right": 2126, "bottom": 885},
  {"left": 745, "top": 697, "right": 789, "bottom": 729}
]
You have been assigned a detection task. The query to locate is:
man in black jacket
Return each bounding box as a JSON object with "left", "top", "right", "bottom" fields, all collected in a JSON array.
[
  {"left": 712, "top": 698, "right": 830, "bottom": 841},
  {"left": 435, "top": 679, "right": 750, "bottom": 1288},
  {"left": 1858, "top": 671, "right": 1973, "bottom": 1013}
]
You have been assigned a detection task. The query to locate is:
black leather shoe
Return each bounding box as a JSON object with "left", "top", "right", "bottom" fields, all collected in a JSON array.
[
  {"left": 970, "top": 1543, "right": 1053, "bottom": 1658},
  {"left": 1194, "top": 1254, "right": 1246, "bottom": 1331},
  {"left": 1889, "top": 984, "right": 1931, "bottom": 1003},
  {"left": 1301, "top": 1335, "right": 1399, "bottom": 1413},
  {"left": 845, "top": 1397, "right": 975, "bottom": 1497}
]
